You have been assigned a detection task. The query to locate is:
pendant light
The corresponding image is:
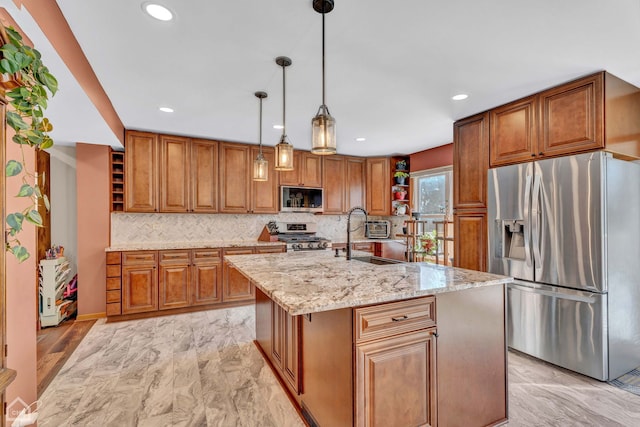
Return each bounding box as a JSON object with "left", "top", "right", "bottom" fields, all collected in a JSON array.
[
  {"left": 311, "top": 0, "right": 336, "bottom": 155},
  {"left": 253, "top": 91, "right": 268, "bottom": 181},
  {"left": 274, "top": 56, "right": 294, "bottom": 171}
]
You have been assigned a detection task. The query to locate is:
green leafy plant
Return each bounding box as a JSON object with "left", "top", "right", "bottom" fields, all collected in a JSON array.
[
  {"left": 393, "top": 171, "right": 409, "bottom": 178},
  {"left": 1, "top": 25, "right": 58, "bottom": 262},
  {"left": 395, "top": 159, "right": 407, "bottom": 170}
]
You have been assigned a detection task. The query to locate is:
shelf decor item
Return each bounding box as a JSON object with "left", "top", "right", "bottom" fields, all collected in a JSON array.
[
  {"left": 1, "top": 25, "right": 58, "bottom": 262},
  {"left": 253, "top": 91, "right": 268, "bottom": 181},
  {"left": 274, "top": 56, "right": 294, "bottom": 171},
  {"left": 311, "top": 0, "right": 337, "bottom": 155},
  {"left": 393, "top": 189, "right": 407, "bottom": 200},
  {"left": 395, "top": 159, "right": 407, "bottom": 170},
  {"left": 394, "top": 171, "right": 409, "bottom": 185}
]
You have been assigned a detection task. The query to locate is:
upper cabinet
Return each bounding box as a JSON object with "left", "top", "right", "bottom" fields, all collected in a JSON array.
[
  {"left": 125, "top": 131, "right": 158, "bottom": 212},
  {"left": 366, "top": 157, "right": 391, "bottom": 216},
  {"left": 159, "top": 135, "right": 190, "bottom": 212},
  {"left": 346, "top": 157, "right": 366, "bottom": 211},
  {"left": 454, "top": 113, "right": 490, "bottom": 211},
  {"left": 191, "top": 139, "right": 219, "bottom": 213},
  {"left": 490, "top": 72, "right": 640, "bottom": 167},
  {"left": 219, "top": 142, "right": 279, "bottom": 214},
  {"left": 322, "top": 155, "right": 346, "bottom": 214},
  {"left": 279, "top": 151, "right": 323, "bottom": 187}
]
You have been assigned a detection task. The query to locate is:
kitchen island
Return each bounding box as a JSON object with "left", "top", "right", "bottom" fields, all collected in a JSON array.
[{"left": 225, "top": 251, "right": 512, "bottom": 427}]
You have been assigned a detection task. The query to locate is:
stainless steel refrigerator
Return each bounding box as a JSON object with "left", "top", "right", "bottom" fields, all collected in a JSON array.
[{"left": 488, "top": 151, "right": 640, "bottom": 381}]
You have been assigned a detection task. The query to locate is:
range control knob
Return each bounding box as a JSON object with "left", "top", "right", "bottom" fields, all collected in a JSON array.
[
  {"left": 320, "top": 241, "right": 329, "bottom": 249},
  {"left": 308, "top": 242, "right": 316, "bottom": 249},
  {"left": 292, "top": 243, "right": 302, "bottom": 250}
]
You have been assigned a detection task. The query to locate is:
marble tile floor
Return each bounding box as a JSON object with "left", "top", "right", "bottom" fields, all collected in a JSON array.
[{"left": 38, "top": 306, "right": 640, "bottom": 427}]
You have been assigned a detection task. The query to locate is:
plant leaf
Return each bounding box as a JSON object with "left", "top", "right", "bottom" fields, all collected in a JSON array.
[
  {"left": 40, "top": 136, "right": 54, "bottom": 150},
  {"left": 26, "top": 210, "right": 43, "bottom": 226},
  {"left": 6, "top": 212, "right": 24, "bottom": 231},
  {"left": 5, "top": 159, "right": 22, "bottom": 176},
  {"left": 11, "top": 245, "right": 30, "bottom": 263},
  {"left": 6, "top": 111, "right": 29, "bottom": 130},
  {"left": 43, "top": 194, "right": 51, "bottom": 211},
  {"left": 16, "top": 184, "right": 34, "bottom": 197}
]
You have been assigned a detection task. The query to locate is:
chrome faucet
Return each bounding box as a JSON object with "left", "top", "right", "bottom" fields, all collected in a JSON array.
[{"left": 346, "top": 206, "right": 368, "bottom": 260}]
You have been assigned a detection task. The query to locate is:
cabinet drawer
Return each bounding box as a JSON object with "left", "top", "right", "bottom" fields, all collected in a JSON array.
[
  {"left": 353, "top": 242, "right": 374, "bottom": 252},
  {"left": 123, "top": 251, "right": 157, "bottom": 265},
  {"left": 354, "top": 296, "right": 436, "bottom": 343},
  {"left": 159, "top": 250, "right": 190, "bottom": 264},
  {"left": 106, "top": 290, "right": 121, "bottom": 303},
  {"left": 193, "top": 249, "right": 222, "bottom": 262},
  {"left": 106, "top": 265, "right": 121, "bottom": 278},
  {"left": 106, "top": 251, "right": 121, "bottom": 265},
  {"left": 255, "top": 246, "right": 286, "bottom": 254},
  {"left": 106, "top": 303, "right": 121, "bottom": 316},
  {"left": 106, "top": 277, "right": 121, "bottom": 291}
]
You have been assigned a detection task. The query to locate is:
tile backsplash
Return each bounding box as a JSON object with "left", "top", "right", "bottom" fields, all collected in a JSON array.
[{"left": 111, "top": 212, "right": 407, "bottom": 246}]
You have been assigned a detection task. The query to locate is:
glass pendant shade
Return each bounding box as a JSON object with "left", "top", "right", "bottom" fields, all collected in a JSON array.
[
  {"left": 311, "top": 105, "right": 336, "bottom": 155},
  {"left": 253, "top": 152, "right": 268, "bottom": 181},
  {"left": 253, "top": 91, "right": 269, "bottom": 181},
  {"left": 275, "top": 136, "right": 294, "bottom": 170}
]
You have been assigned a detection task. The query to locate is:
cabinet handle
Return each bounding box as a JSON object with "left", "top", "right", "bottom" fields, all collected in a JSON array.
[
  {"left": 539, "top": 152, "right": 543, "bottom": 156},
  {"left": 391, "top": 315, "right": 409, "bottom": 322},
  {"left": 531, "top": 153, "right": 536, "bottom": 157}
]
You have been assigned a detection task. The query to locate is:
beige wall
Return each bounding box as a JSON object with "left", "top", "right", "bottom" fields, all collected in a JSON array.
[
  {"left": 5, "top": 140, "right": 37, "bottom": 414},
  {"left": 76, "top": 143, "right": 110, "bottom": 316}
]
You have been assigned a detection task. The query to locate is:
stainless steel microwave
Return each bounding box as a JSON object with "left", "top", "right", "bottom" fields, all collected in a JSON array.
[{"left": 280, "top": 186, "right": 324, "bottom": 213}]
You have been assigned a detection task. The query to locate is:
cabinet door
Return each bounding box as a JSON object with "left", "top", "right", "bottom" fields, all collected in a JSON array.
[
  {"left": 454, "top": 211, "right": 487, "bottom": 272},
  {"left": 223, "top": 248, "right": 255, "bottom": 302},
  {"left": 125, "top": 131, "right": 158, "bottom": 212},
  {"left": 346, "top": 157, "right": 366, "bottom": 210},
  {"left": 301, "top": 152, "right": 323, "bottom": 187},
  {"left": 453, "top": 113, "right": 489, "bottom": 210},
  {"left": 355, "top": 329, "right": 437, "bottom": 427},
  {"left": 323, "top": 155, "right": 346, "bottom": 214},
  {"left": 219, "top": 142, "right": 250, "bottom": 213},
  {"left": 366, "top": 157, "right": 391, "bottom": 216},
  {"left": 191, "top": 139, "right": 218, "bottom": 213},
  {"left": 283, "top": 312, "right": 301, "bottom": 394},
  {"left": 122, "top": 265, "right": 158, "bottom": 314},
  {"left": 272, "top": 302, "right": 285, "bottom": 369},
  {"left": 278, "top": 151, "right": 301, "bottom": 186},
  {"left": 490, "top": 96, "right": 538, "bottom": 167},
  {"left": 191, "top": 255, "right": 222, "bottom": 306},
  {"left": 158, "top": 251, "right": 190, "bottom": 310},
  {"left": 159, "top": 135, "right": 190, "bottom": 212},
  {"left": 539, "top": 73, "right": 604, "bottom": 157},
  {"left": 250, "top": 146, "right": 279, "bottom": 213}
]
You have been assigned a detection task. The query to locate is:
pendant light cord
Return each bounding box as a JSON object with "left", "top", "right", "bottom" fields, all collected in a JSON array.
[
  {"left": 282, "top": 63, "right": 286, "bottom": 138},
  {"left": 259, "top": 96, "right": 263, "bottom": 155},
  {"left": 322, "top": 9, "right": 326, "bottom": 108}
]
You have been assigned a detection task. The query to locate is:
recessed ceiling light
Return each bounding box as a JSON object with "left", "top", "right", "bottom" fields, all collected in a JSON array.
[
  {"left": 159, "top": 106, "right": 174, "bottom": 113},
  {"left": 452, "top": 94, "right": 468, "bottom": 101},
  {"left": 144, "top": 3, "right": 173, "bottom": 21},
  {"left": 355, "top": 137, "right": 366, "bottom": 142},
  {"left": 273, "top": 124, "right": 284, "bottom": 130}
]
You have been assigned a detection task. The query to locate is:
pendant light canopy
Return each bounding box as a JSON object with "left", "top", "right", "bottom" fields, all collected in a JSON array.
[
  {"left": 311, "top": 0, "right": 337, "bottom": 155},
  {"left": 274, "top": 56, "right": 294, "bottom": 171},
  {"left": 253, "top": 91, "right": 268, "bottom": 181}
]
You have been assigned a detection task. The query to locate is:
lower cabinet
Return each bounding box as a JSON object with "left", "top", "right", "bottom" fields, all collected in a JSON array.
[
  {"left": 355, "top": 330, "right": 436, "bottom": 427},
  {"left": 108, "top": 245, "right": 283, "bottom": 317}
]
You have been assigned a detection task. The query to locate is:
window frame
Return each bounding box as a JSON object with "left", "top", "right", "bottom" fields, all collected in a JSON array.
[{"left": 410, "top": 165, "right": 453, "bottom": 222}]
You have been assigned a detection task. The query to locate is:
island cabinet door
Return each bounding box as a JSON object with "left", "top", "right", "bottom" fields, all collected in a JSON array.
[
  {"left": 222, "top": 248, "right": 255, "bottom": 302},
  {"left": 355, "top": 329, "right": 437, "bottom": 427}
]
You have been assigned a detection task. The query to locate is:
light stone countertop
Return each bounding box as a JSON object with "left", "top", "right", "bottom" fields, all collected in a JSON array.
[
  {"left": 105, "top": 240, "right": 286, "bottom": 252},
  {"left": 225, "top": 250, "right": 513, "bottom": 315}
]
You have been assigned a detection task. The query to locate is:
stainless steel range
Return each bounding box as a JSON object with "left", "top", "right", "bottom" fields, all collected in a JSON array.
[{"left": 275, "top": 222, "right": 330, "bottom": 251}]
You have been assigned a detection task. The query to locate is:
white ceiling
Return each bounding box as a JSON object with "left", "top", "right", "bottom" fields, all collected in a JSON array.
[{"left": 9, "top": 0, "right": 640, "bottom": 156}]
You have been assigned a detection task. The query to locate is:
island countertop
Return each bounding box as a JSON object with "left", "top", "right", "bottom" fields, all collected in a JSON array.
[{"left": 225, "top": 250, "right": 512, "bottom": 315}]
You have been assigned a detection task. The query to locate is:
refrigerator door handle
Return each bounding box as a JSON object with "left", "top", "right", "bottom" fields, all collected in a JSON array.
[
  {"left": 523, "top": 174, "right": 533, "bottom": 267},
  {"left": 531, "top": 175, "right": 542, "bottom": 268}
]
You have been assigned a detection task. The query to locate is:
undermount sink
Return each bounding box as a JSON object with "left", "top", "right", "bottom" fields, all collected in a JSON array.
[{"left": 350, "top": 256, "right": 403, "bottom": 265}]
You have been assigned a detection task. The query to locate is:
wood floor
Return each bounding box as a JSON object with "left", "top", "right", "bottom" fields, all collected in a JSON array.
[{"left": 37, "top": 317, "right": 96, "bottom": 397}]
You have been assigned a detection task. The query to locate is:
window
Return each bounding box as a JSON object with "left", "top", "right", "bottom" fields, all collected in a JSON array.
[{"left": 411, "top": 166, "right": 453, "bottom": 230}]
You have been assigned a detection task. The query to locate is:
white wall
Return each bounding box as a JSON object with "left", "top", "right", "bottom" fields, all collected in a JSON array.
[{"left": 49, "top": 145, "right": 78, "bottom": 279}]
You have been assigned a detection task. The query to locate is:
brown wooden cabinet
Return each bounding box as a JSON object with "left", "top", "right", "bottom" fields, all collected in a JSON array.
[
  {"left": 106, "top": 251, "right": 122, "bottom": 315},
  {"left": 125, "top": 131, "right": 158, "bottom": 212},
  {"left": 453, "top": 113, "right": 489, "bottom": 211},
  {"left": 158, "top": 250, "right": 191, "bottom": 310},
  {"left": 219, "top": 142, "right": 251, "bottom": 213},
  {"left": 110, "top": 150, "right": 125, "bottom": 212},
  {"left": 323, "top": 155, "right": 347, "bottom": 214},
  {"left": 222, "top": 247, "right": 255, "bottom": 301},
  {"left": 355, "top": 330, "right": 436, "bottom": 427},
  {"left": 279, "top": 151, "right": 323, "bottom": 187},
  {"left": 490, "top": 96, "right": 538, "bottom": 167},
  {"left": 159, "top": 135, "right": 191, "bottom": 212},
  {"left": 346, "top": 157, "right": 366, "bottom": 210},
  {"left": 190, "top": 139, "right": 219, "bottom": 213},
  {"left": 250, "top": 146, "right": 279, "bottom": 213},
  {"left": 366, "top": 157, "right": 391, "bottom": 216},
  {"left": 122, "top": 251, "right": 158, "bottom": 314},
  {"left": 191, "top": 249, "right": 222, "bottom": 305},
  {"left": 453, "top": 211, "right": 487, "bottom": 272}
]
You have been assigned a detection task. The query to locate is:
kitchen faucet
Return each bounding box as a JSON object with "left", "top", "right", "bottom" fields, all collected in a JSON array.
[{"left": 346, "top": 206, "right": 368, "bottom": 260}]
